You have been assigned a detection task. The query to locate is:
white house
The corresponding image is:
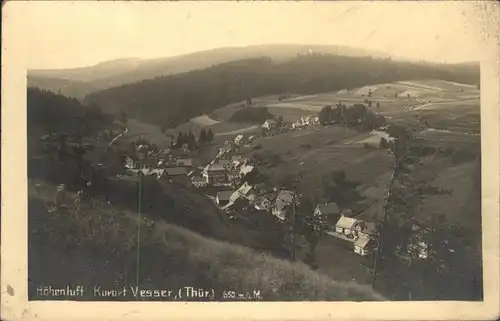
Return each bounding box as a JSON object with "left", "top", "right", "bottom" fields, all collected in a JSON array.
[
  {"left": 191, "top": 176, "right": 208, "bottom": 188},
  {"left": 124, "top": 156, "right": 137, "bottom": 169},
  {"left": 335, "top": 215, "right": 358, "bottom": 238},
  {"left": 239, "top": 164, "right": 255, "bottom": 176},
  {"left": 354, "top": 235, "right": 374, "bottom": 257},
  {"left": 262, "top": 119, "right": 277, "bottom": 130},
  {"left": 234, "top": 135, "right": 244, "bottom": 146}
]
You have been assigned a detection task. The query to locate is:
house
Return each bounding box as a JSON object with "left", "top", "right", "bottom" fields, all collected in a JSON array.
[
  {"left": 354, "top": 220, "right": 378, "bottom": 238},
  {"left": 230, "top": 182, "right": 254, "bottom": 203},
  {"left": 234, "top": 135, "right": 244, "bottom": 146},
  {"left": 216, "top": 191, "right": 234, "bottom": 207},
  {"left": 231, "top": 155, "right": 244, "bottom": 163},
  {"left": 314, "top": 202, "right": 340, "bottom": 217},
  {"left": 165, "top": 166, "right": 187, "bottom": 176},
  {"left": 203, "top": 164, "right": 227, "bottom": 185},
  {"left": 239, "top": 164, "right": 255, "bottom": 176},
  {"left": 191, "top": 176, "right": 208, "bottom": 188},
  {"left": 262, "top": 119, "right": 277, "bottom": 130},
  {"left": 216, "top": 159, "right": 232, "bottom": 170},
  {"left": 176, "top": 158, "right": 193, "bottom": 167},
  {"left": 124, "top": 156, "right": 138, "bottom": 169},
  {"left": 354, "top": 235, "right": 375, "bottom": 257},
  {"left": 272, "top": 190, "right": 295, "bottom": 221},
  {"left": 314, "top": 202, "right": 341, "bottom": 227},
  {"left": 300, "top": 116, "right": 312, "bottom": 126},
  {"left": 253, "top": 196, "right": 272, "bottom": 211},
  {"left": 222, "top": 140, "right": 234, "bottom": 152},
  {"left": 227, "top": 170, "right": 241, "bottom": 182},
  {"left": 335, "top": 215, "right": 359, "bottom": 238}
]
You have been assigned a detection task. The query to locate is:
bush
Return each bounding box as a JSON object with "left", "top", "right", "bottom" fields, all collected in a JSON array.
[
  {"left": 364, "top": 142, "right": 371, "bottom": 149},
  {"left": 332, "top": 170, "right": 346, "bottom": 186},
  {"left": 379, "top": 137, "right": 389, "bottom": 149}
]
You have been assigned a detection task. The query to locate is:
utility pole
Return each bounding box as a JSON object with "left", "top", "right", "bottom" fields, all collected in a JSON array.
[
  {"left": 290, "top": 171, "right": 300, "bottom": 262},
  {"left": 135, "top": 153, "right": 144, "bottom": 294},
  {"left": 372, "top": 142, "right": 400, "bottom": 288}
]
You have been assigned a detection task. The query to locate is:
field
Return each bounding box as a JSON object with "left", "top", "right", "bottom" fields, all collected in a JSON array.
[{"left": 167, "top": 79, "right": 479, "bottom": 145}]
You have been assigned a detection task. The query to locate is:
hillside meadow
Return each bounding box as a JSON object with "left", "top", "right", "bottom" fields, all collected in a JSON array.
[{"left": 28, "top": 180, "right": 384, "bottom": 301}]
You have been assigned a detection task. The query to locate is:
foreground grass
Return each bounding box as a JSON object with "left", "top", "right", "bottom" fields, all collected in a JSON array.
[{"left": 28, "top": 181, "right": 384, "bottom": 301}]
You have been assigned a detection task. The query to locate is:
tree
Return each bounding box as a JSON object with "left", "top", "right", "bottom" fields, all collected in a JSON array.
[
  {"left": 332, "top": 170, "right": 346, "bottom": 186},
  {"left": 199, "top": 129, "right": 207, "bottom": 145},
  {"left": 318, "top": 106, "right": 332, "bottom": 125},
  {"left": 296, "top": 196, "right": 325, "bottom": 268},
  {"left": 187, "top": 131, "right": 197, "bottom": 150},
  {"left": 368, "top": 89, "right": 373, "bottom": 97},
  {"left": 376, "top": 102, "right": 380, "bottom": 109},
  {"left": 379, "top": 137, "right": 389, "bottom": 149},
  {"left": 175, "top": 132, "right": 185, "bottom": 148},
  {"left": 277, "top": 116, "right": 284, "bottom": 127},
  {"left": 119, "top": 111, "right": 128, "bottom": 124},
  {"left": 368, "top": 100, "right": 373, "bottom": 107},
  {"left": 206, "top": 129, "right": 214, "bottom": 143}
]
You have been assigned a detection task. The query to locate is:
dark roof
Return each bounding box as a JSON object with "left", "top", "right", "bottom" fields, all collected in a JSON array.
[
  {"left": 316, "top": 202, "right": 340, "bottom": 216},
  {"left": 217, "top": 191, "right": 234, "bottom": 201},
  {"left": 165, "top": 167, "right": 188, "bottom": 176}
]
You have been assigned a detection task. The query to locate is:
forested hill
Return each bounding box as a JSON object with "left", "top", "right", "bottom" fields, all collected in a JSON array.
[
  {"left": 84, "top": 55, "right": 479, "bottom": 129},
  {"left": 27, "top": 88, "right": 113, "bottom": 139}
]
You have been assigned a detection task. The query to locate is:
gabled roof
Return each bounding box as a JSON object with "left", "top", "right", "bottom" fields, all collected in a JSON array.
[
  {"left": 217, "top": 191, "right": 234, "bottom": 201},
  {"left": 207, "top": 164, "right": 226, "bottom": 172},
  {"left": 240, "top": 165, "right": 254, "bottom": 176},
  {"left": 316, "top": 202, "right": 340, "bottom": 216},
  {"left": 237, "top": 182, "right": 253, "bottom": 195},
  {"left": 355, "top": 220, "right": 378, "bottom": 236},
  {"left": 354, "top": 235, "right": 372, "bottom": 249},
  {"left": 336, "top": 215, "right": 358, "bottom": 229}
]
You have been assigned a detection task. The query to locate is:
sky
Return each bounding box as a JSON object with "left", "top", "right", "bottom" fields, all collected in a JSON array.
[{"left": 5, "top": 1, "right": 485, "bottom": 70}]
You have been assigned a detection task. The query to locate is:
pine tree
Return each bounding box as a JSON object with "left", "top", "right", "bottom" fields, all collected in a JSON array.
[
  {"left": 206, "top": 129, "right": 214, "bottom": 142},
  {"left": 199, "top": 129, "right": 207, "bottom": 145},
  {"left": 176, "top": 132, "right": 184, "bottom": 148},
  {"left": 187, "top": 131, "right": 197, "bottom": 150}
]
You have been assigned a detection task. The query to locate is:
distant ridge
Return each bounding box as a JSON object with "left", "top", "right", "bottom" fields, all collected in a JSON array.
[{"left": 28, "top": 44, "right": 399, "bottom": 98}]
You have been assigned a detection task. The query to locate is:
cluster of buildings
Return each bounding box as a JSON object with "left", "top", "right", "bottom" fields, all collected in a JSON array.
[{"left": 261, "top": 115, "right": 320, "bottom": 133}]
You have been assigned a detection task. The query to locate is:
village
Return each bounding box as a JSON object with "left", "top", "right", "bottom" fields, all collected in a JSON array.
[{"left": 118, "top": 111, "right": 429, "bottom": 261}]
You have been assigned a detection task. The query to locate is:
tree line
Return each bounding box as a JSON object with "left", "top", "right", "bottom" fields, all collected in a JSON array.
[
  {"left": 174, "top": 128, "right": 214, "bottom": 150},
  {"left": 318, "top": 102, "right": 386, "bottom": 131},
  {"left": 84, "top": 55, "right": 479, "bottom": 129}
]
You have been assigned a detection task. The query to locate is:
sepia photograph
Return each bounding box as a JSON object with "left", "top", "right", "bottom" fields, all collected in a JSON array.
[{"left": 2, "top": 1, "right": 499, "bottom": 320}]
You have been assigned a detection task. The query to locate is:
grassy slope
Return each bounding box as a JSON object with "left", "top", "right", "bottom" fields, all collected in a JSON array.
[{"left": 28, "top": 181, "right": 384, "bottom": 301}]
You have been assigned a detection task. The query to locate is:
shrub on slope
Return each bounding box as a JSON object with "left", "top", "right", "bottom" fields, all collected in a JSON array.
[{"left": 28, "top": 181, "right": 384, "bottom": 301}]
